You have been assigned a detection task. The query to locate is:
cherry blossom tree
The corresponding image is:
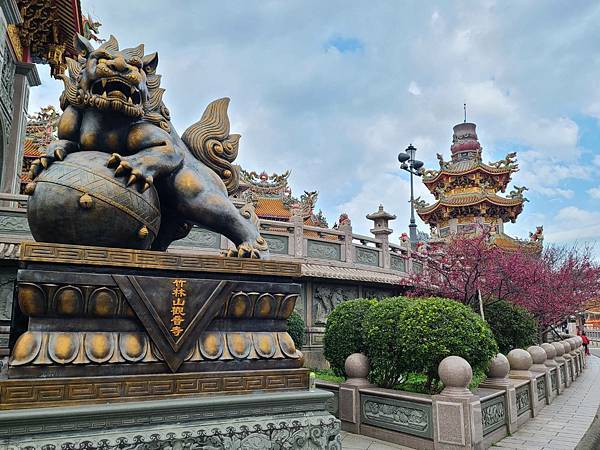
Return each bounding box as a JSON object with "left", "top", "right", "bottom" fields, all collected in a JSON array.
[{"left": 411, "top": 227, "right": 600, "bottom": 328}]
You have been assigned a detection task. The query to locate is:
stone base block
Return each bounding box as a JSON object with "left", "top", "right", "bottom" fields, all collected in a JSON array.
[{"left": 0, "top": 389, "right": 341, "bottom": 449}]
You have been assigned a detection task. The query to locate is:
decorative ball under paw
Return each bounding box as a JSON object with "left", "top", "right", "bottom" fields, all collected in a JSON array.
[{"left": 27, "top": 151, "right": 161, "bottom": 250}]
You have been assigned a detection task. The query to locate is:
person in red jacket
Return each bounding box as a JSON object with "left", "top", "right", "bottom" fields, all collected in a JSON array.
[{"left": 581, "top": 332, "right": 590, "bottom": 356}]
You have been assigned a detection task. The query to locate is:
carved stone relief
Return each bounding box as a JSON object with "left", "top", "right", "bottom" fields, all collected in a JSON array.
[
  {"left": 178, "top": 226, "right": 220, "bottom": 248},
  {"left": 536, "top": 377, "right": 546, "bottom": 401},
  {"left": 263, "top": 234, "right": 289, "bottom": 254},
  {"left": 361, "top": 394, "right": 432, "bottom": 439},
  {"left": 390, "top": 255, "right": 407, "bottom": 272},
  {"left": 312, "top": 284, "right": 358, "bottom": 326},
  {"left": 0, "top": 267, "right": 15, "bottom": 322},
  {"left": 354, "top": 247, "right": 379, "bottom": 267},
  {"left": 307, "top": 240, "right": 341, "bottom": 261},
  {"left": 516, "top": 385, "right": 530, "bottom": 416},
  {"left": 362, "top": 287, "right": 393, "bottom": 300},
  {"left": 0, "top": 214, "right": 30, "bottom": 235},
  {"left": 481, "top": 396, "right": 506, "bottom": 435}
]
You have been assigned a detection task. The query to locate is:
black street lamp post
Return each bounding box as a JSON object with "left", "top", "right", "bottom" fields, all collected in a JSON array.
[{"left": 398, "top": 144, "right": 424, "bottom": 246}]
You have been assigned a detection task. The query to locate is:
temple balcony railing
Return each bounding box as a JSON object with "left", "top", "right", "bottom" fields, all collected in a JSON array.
[{"left": 0, "top": 194, "right": 422, "bottom": 277}]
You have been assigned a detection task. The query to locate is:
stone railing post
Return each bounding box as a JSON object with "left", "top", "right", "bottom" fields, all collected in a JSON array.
[
  {"left": 577, "top": 337, "right": 585, "bottom": 369},
  {"left": 479, "top": 353, "right": 518, "bottom": 433},
  {"left": 570, "top": 338, "right": 583, "bottom": 373},
  {"left": 291, "top": 211, "right": 304, "bottom": 258},
  {"left": 561, "top": 341, "right": 575, "bottom": 383},
  {"left": 337, "top": 353, "right": 372, "bottom": 434},
  {"left": 541, "top": 343, "right": 561, "bottom": 397},
  {"left": 552, "top": 342, "right": 569, "bottom": 389},
  {"left": 432, "top": 356, "right": 484, "bottom": 449},
  {"left": 527, "top": 346, "right": 552, "bottom": 405},
  {"left": 507, "top": 349, "right": 541, "bottom": 417},
  {"left": 338, "top": 221, "right": 353, "bottom": 263},
  {"left": 571, "top": 338, "right": 581, "bottom": 375}
]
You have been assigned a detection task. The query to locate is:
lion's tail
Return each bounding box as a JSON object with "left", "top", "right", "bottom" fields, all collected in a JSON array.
[{"left": 181, "top": 98, "right": 240, "bottom": 195}]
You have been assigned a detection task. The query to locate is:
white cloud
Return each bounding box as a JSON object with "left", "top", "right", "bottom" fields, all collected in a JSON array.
[
  {"left": 408, "top": 81, "right": 421, "bottom": 96},
  {"left": 547, "top": 207, "right": 600, "bottom": 243},
  {"left": 588, "top": 187, "right": 600, "bottom": 199}
]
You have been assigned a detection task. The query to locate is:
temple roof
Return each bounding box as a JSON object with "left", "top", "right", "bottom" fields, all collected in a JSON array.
[
  {"left": 417, "top": 191, "right": 525, "bottom": 215},
  {"left": 12, "top": 0, "right": 83, "bottom": 76},
  {"left": 237, "top": 169, "right": 328, "bottom": 227},
  {"left": 421, "top": 122, "right": 519, "bottom": 190}
]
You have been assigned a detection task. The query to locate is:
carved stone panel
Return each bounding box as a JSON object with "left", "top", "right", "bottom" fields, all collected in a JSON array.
[
  {"left": 551, "top": 368, "right": 558, "bottom": 393},
  {"left": 0, "top": 213, "right": 30, "bottom": 235},
  {"left": 536, "top": 377, "right": 546, "bottom": 401},
  {"left": 263, "top": 233, "right": 289, "bottom": 255},
  {"left": 412, "top": 261, "right": 423, "bottom": 274},
  {"left": 307, "top": 240, "right": 341, "bottom": 261},
  {"left": 177, "top": 226, "right": 220, "bottom": 249},
  {"left": 481, "top": 395, "right": 506, "bottom": 436},
  {"left": 0, "top": 266, "right": 15, "bottom": 321},
  {"left": 516, "top": 385, "right": 530, "bottom": 416},
  {"left": 362, "top": 287, "right": 393, "bottom": 300},
  {"left": 390, "top": 255, "right": 407, "bottom": 272},
  {"left": 354, "top": 247, "right": 379, "bottom": 267},
  {"left": 312, "top": 284, "right": 358, "bottom": 326},
  {"left": 560, "top": 364, "right": 567, "bottom": 385},
  {"left": 361, "top": 394, "right": 433, "bottom": 439}
]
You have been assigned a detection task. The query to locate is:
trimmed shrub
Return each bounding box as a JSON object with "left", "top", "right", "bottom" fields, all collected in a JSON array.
[
  {"left": 324, "top": 298, "right": 377, "bottom": 376},
  {"left": 362, "top": 296, "right": 412, "bottom": 388},
  {"left": 484, "top": 300, "right": 538, "bottom": 354},
  {"left": 398, "top": 297, "right": 498, "bottom": 391},
  {"left": 287, "top": 311, "right": 306, "bottom": 350}
]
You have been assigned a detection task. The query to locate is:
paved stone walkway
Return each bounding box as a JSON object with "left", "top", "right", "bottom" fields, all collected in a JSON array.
[
  {"left": 340, "top": 431, "right": 411, "bottom": 449},
  {"left": 494, "top": 355, "right": 600, "bottom": 450}
]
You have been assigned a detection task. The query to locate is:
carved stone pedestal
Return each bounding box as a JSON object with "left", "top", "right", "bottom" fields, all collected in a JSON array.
[
  {"left": 0, "top": 389, "right": 341, "bottom": 449},
  {"left": 1, "top": 242, "right": 341, "bottom": 448}
]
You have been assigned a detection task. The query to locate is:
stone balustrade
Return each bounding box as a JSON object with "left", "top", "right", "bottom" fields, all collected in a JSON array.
[{"left": 316, "top": 337, "right": 588, "bottom": 449}]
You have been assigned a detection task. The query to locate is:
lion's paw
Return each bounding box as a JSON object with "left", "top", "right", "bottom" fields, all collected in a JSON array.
[
  {"left": 29, "top": 143, "right": 70, "bottom": 179},
  {"left": 224, "top": 237, "right": 268, "bottom": 259},
  {"left": 107, "top": 153, "right": 154, "bottom": 193}
]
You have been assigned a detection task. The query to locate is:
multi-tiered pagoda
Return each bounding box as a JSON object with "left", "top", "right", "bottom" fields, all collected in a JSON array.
[{"left": 415, "top": 122, "right": 540, "bottom": 250}]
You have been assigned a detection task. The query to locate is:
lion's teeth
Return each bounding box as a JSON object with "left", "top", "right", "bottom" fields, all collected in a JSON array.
[
  {"left": 101, "top": 79, "right": 107, "bottom": 89},
  {"left": 102, "top": 91, "right": 107, "bottom": 99}
]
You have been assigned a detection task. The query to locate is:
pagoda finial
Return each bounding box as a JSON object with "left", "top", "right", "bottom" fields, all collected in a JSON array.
[{"left": 464, "top": 103, "right": 467, "bottom": 123}]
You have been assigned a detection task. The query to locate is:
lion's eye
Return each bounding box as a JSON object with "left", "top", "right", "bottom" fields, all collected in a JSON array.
[{"left": 98, "top": 58, "right": 107, "bottom": 65}]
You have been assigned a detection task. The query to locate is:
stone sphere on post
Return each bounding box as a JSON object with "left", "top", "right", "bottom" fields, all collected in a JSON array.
[
  {"left": 541, "top": 343, "right": 557, "bottom": 367},
  {"left": 507, "top": 349, "right": 533, "bottom": 371},
  {"left": 487, "top": 353, "right": 510, "bottom": 380},
  {"left": 438, "top": 356, "right": 473, "bottom": 397},
  {"left": 344, "top": 353, "right": 370, "bottom": 385},
  {"left": 527, "top": 345, "right": 548, "bottom": 372},
  {"left": 552, "top": 341, "right": 565, "bottom": 357}
]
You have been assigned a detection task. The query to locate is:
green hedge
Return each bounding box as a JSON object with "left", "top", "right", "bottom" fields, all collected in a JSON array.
[
  {"left": 323, "top": 298, "right": 376, "bottom": 376},
  {"left": 287, "top": 311, "right": 306, "bottom": 350},
  {"left": 484, "top": 300, "right": 538, "bottom": 354},
  {"left": 397, "top": 298, "right": 498, "bottom": 390},
  {"left": 362, "top": 296, "right": 412, "bottom": 388}
]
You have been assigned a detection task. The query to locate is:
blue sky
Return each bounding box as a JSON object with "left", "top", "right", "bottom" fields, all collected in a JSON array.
[{"left": 29, "top": 1, "right": 600, "bottom": 250}]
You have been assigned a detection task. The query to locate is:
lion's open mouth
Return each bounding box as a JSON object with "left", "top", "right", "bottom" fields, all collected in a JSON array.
[{"left": 91, "top": 77, "right": 142, "bottom": 105}]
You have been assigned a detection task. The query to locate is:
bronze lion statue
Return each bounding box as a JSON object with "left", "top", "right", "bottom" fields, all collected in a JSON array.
[{"left": 29, "top": 34, "right": 267, "bottom": 258}]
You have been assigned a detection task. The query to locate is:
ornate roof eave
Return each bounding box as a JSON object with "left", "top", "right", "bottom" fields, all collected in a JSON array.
[
  {"left": 417, "top": 193, "right": 525, "bottom": 215},
  {"left": 422, "top": 163, "right": 516, "bottom": 185},
  {"left": 491, "top": 232, "right": 543, "bottom": 254}
]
